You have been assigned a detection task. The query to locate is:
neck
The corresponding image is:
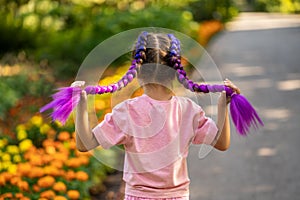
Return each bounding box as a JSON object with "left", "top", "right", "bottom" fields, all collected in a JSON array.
[{"left": 143, "top": 84, "right": 173, "bottom": 101}]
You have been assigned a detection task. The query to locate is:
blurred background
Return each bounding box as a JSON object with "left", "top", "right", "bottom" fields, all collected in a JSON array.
[{"left": 0, "top": 0, "right": 299, "bottom": 199}]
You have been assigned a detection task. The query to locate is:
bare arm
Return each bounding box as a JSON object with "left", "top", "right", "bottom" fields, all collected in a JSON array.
[
  {"left": 214, "top": 79, "right": 240, "bottom": 151},
  {"left": 72, "top": 82, "right": 99, "bottom": 152},
  {"left": 214, "top": 91, "right": 230, "bottom": 151}
]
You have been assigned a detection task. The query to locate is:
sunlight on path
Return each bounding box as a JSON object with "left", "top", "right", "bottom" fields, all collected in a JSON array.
[{"left": 226, "top": 12, "right": 300, "bottom": 31}]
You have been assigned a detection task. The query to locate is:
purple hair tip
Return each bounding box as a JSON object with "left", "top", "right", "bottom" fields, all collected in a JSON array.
[
  {"left": 40, "top": 86, "right": 82, "bottom": 124},
  {"left": 230, "top": 94, "right": 264, "bottom": 135}
]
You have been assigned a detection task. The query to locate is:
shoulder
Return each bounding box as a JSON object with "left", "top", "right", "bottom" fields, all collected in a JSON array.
[
  {"left": 113, "top": 95, "right": 146, "bottom": 111},
  {"left": 175, "top": 96, "right": 202, "bottom": 110}
]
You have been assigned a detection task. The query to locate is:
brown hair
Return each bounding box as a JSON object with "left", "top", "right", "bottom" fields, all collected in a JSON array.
[{"left": 133, "top": 33, "right": 176, "bottom": 86}]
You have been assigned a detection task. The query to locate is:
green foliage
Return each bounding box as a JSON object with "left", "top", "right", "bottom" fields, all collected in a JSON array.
[
  {"left": 0, "top": 78, "right": 20, "bottom": 119},
  {"left": 253, "top": 0, "right": 300, "bottom": 13},
  {"left": 0, "top": 0, "right": 200, "bottom": 79},
  {"left": 188, "top": 0, "right": 239, "bottom": 22},
  {"left": 0, "top": 0, "right": 36, "bottom": 53},
  {"left": 0, "top": 73, "right": 54, "bottom": 120}
]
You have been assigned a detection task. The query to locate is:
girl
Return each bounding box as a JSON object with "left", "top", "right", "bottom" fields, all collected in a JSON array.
[{"left": 72, "top": 32, "right": 241, "bottom": 200}]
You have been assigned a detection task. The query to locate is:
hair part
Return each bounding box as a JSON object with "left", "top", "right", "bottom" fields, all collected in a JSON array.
[{"left": 133, "top": 33, "right": 176, "bottom": 87}]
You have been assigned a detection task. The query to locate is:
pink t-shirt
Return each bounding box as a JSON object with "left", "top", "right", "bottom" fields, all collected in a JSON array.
[{"left": 92, "top": 94, "right": 218, "bottom": 198}]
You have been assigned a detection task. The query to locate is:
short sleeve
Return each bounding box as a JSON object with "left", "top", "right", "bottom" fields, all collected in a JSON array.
[
  {"left": 192, "top": 111, "right": 218, "bottom": 145},
  {"left": 92, "top": 111, "right": 129, "bottom": 149}
]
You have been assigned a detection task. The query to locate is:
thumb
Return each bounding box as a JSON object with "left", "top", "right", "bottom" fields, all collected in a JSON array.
[{"left": 81, "top": 90, "right": 87, "bottom": 100}]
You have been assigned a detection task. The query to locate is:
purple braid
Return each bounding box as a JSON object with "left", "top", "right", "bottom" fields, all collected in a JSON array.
[
  {"left": 166, "top": 34, "right": 263, "bottom": 135},
  {"left": 167, "top": 34, "right": 235, "bottom": 97},
  {"left": 84, "top": 31, "right": 148, "bottom": 95},
  {"left": 41, "top": 32, "right": 263, "bottom": 136}
]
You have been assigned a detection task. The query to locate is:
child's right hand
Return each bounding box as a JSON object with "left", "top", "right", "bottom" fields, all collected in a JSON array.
[
  {"left": 71, "top": 81, "right": 87, "bottom": 102},
  {"left": 71, "top": 81, "right": 85, "bottom": 88}
]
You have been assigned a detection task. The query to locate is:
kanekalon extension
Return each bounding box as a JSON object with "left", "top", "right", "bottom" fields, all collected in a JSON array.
[
  {"left": 40, "top": 32, "right": 147, "bottom": 124},
  {"left": 167, "top": 33, "right": 263, "bottom": 135},
  {"left": 40, "top": 31, "right": 263, "bottom": 135}
]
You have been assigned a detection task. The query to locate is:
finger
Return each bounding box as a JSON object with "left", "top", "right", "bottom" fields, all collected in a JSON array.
[
  {"left": 221, "top": 90, "right": 231, "bottom": 104},
  {"left": 224, "top": 80, "right": 241, "bottom": 94},
  {"left": 80, "top": 90, "right": 88, "bottom": 101},
  {"left": 71, "top": 81, "right": 86, "bottom": 88}
]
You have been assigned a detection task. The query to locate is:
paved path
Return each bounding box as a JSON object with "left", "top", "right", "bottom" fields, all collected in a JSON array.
[{"left": 188, "top": 13, "right": 300, "bottom": 200}]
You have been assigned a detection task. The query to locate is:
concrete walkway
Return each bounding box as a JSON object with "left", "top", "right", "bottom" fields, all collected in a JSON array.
[{"left": 188, "top": 13, "right": 300, "bottom": 200}]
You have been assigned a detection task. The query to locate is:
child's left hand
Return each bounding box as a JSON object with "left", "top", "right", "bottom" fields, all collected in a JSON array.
[
  {"left": 224, "top": 78, "right": 240, "bottom": 94},
  {"left": 223, "top": 79, "right": 241, "bottom": 104}
]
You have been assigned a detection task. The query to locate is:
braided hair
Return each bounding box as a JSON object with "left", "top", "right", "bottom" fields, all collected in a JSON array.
[{"left": 41, "top": 31, "right": 263, "bottom": 135}]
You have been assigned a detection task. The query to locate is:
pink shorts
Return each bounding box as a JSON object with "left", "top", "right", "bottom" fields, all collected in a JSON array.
[{"left": 124, "top": 195, "right": 189, "bottom": 200}]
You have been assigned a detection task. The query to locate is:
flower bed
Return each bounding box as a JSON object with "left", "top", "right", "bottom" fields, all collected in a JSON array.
[
  {"left": 0, "top": 115, "right": 97, "bottom": 199},
  {"left": 0, "top": 65, "right": 131, "bottom": 200},
  {"left": 198, "top": 20, "right": 224, "bottom": 46}
]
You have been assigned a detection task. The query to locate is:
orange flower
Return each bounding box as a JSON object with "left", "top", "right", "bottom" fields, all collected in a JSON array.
[
  {"left": 44, "top": 166, "right": 61, "bottom": 177},
  {"left": 23, "top": 146, "right": 37, "bottom": 160},
  {"left": 43, "top": 139, "right": 55, "bottom": 148},
  {"left": 28, "top": 167, "right": 44, "bottom": 178},
  {"left": 69, "top": 140, "right": 76, "bottom": 150},
  {"left": 76, "top": 171, "right": 89, "bottom": 181},
  {"left": 1, "top": 193, "right": 13, "bottom": 199},
  {"left": 56, "top": 143, "right": 69, "bottom": 154},
  {"left": 47, "top": 129, "right": 57, "bottom": 139},
  {"left": 54, "top": 196, "right": 67, "bottom": 200},
  {"left": 71, "top": 132, "right": 76, "bottom": 139},
  {"left": 37, "top": 175, "right": 55, "bottom": 188},
  {"left": 18, "top": 163, "right": 32, "bottom": 176},
  {"left": 15, "top": 193, "right": 24, "bottom": 198},
  {"left": 53, "top": 152, "right": 68, "bottom": 162},
  {"left": 45, "top": 145, "right": 56, "bottom": 155},
  {"left": 78, "top": 156, "right": 89, "bottom": 165},
  {"left": 58, "top": 131, "right": 70, "bottom": 141},
  {"left": 1, "top": 172, "right": 13, "bottom": 181},
  {"left": 20, "top": 197, "right": 30, "bottom": 200},
  {"left": 95, "top": 99, "right": 106, "bottom": 110},
  {"left": 67, "top": 190, "right": 80, "bottom": 199},
  {"left": 51, "top": 160, "right": 63, "bottom": 169},
  {"left": 64, "top": 170, "right": 76, "bottom": 181},
  {"left": 0, "top": 175, "right": 6, "bottom": 186},
  {"left": 66, "top": 158, "right": 81, "bottom": 168},
  {"left": 42, "top": 154, "right": 54, "bottom": 164},
  {"left": 18, "top": 181, "right": 29, "bottom": 191},
  {"left": 40, "top": 190, "right": 55, "bottom": 199},
  {"left": 29, "top": 154, "right": 43, "bottom": 166},
  {"left": 10, "top": 176, "right": 21, "bottom": 186},
  {"left": 33, "top": 184, "right": 40, "bottom": 192},
  {"left": 53, "top": 181, "right": 67, "bottom": 192}
]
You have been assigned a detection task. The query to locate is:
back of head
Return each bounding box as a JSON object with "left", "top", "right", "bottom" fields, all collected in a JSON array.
[{"left": 133, "top": 32, "right": 176, "bottom": 86}]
